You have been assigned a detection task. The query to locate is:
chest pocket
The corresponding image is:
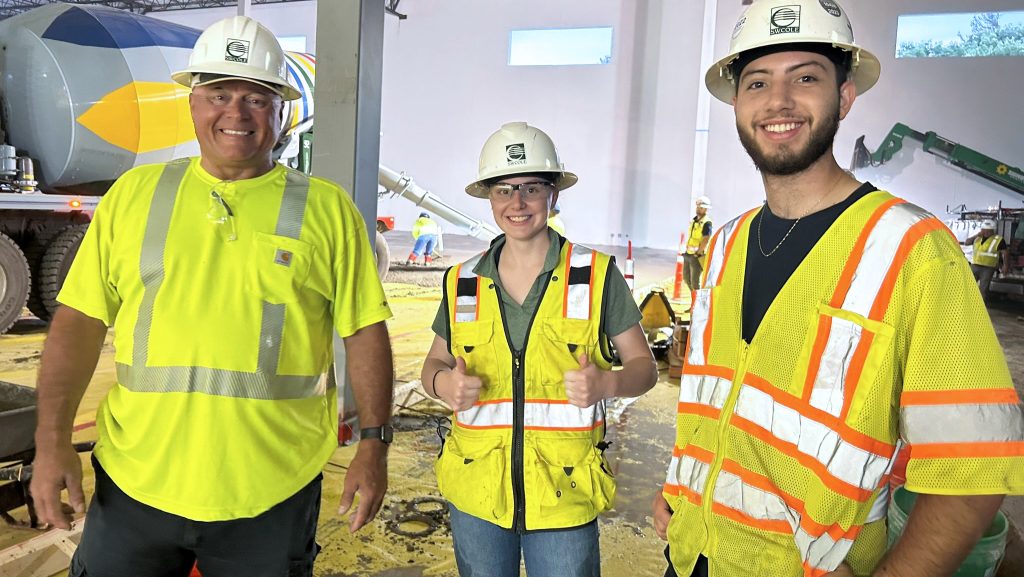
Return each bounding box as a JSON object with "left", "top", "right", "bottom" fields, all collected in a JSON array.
[
  {"left": 538, "top": 318, "right": 597, "bottom": 389},
  {"left": 246, "top": 232, "right": 314, "bottom": 304},
  {"left": 451, "top": 320, "right": 501, "bottom": 395},
  {"left": 798, "top": 303, "right": 895, "bottom": 424}
]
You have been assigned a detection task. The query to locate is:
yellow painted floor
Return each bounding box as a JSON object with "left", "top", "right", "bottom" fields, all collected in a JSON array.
[{"left": 0, "top": 280, "right": 686, "bottom": 576}]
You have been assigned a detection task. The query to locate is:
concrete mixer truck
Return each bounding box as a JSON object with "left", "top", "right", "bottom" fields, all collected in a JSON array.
[{"left": 0, "top": 3, "right": 499, "bottom": 335}]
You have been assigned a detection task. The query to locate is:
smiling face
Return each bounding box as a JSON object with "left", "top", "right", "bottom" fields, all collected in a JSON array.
[
  {"left": 733, "top": 51, "right": 855, "bottom": 176},
  {"left": 190, "top": 79, "right": 283, "bottom": 180},
  {"left": 488, "top": 175, "right": 559, "bottom": 242}
]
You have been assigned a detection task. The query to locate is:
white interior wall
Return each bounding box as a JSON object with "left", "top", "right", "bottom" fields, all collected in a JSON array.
[
  {"left": 705, "top": 0, "right": 1024, "bottom": 232},
  {"left": 151, "top": 0, "right": 1023, "bottom": 249}
]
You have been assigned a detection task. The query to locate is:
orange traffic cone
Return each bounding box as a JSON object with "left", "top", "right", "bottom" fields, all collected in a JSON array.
[{"left": 672, "top": 233, "right": 686, "bottom": 300}]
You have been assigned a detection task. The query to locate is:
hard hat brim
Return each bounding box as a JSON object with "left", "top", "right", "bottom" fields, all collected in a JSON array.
[
  {"left": 705, "top": 41, "right": 880, "bottom": 104},
  {"left": 172, "top": 68, "right": 302, "bottom": 101},
  {"left": 465, "top": 171, "right": 578, "bottom": 199}
]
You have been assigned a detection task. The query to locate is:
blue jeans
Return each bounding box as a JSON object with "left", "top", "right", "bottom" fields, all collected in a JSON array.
[
  {"left": 412, "top": 234, "right": 437, "bottom": 257},
  {"left": 448, "top": 504, "right": 601, "bottom": 577}
]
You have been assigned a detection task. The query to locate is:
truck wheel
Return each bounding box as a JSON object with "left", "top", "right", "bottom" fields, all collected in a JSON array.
[
  {"left": 375, "top": 231, "right": 390, "bottom": 281},
  {"left": 39, "top": 224, "right": 88, "bottom": 318},
  {"left": 23, "top": 225, "right": 68, "bottom": 321},
  {"left": 0, "top": 232, "right": 30, "bottom": 334}
]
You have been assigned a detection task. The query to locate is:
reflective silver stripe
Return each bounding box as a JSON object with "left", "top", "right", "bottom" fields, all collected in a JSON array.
[
  {"left": 809, "top": 203, "right": 927, "bottom": 417},
  {"left": 713, "top": 469, "right": 794, "bottom": 527},
  {"left": 132, "top": 158, "right": 190, "bottom": 369},
  {"left": 702, "top": 212, "right": 745, "bottom": 289},
  {"left": 678, "top": 373, "right": 730, "bottom": 409},
  {"left": 123, "top": 163, "right": 319, "bottom": 399},
  {"left": 735, "top": 385, "right": 891, "bottom": 495},
  {"left": 275, "top": 170, "right": 309, "bottom": 239},
  {"left": 795, "top": 527, "right": 854, "bottom": 574},
  {"left": 686, "top": 289, "right": 712, "bottom": 366},
  {"left": 565, "top": 244, "right": 594, "bottom": 320},
  {"left": 456, "top": 399, "right": 605, "bottom": 430},
  {"left": 901, "top": 403, "right": 1024, "bottom": 444},
  {"left": 664, "top": 451, "right": 711, "bottom": 496},
  {"left": 115, "top": 363, "right": 321, "bottom": 400},
  {"left": 454, "top": 256, "right": 482, "bottom": 323}
]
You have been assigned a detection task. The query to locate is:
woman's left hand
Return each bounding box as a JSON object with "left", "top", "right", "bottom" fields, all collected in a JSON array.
[{"left": 564, "top": 353, "right": 609, "bottom": 408}]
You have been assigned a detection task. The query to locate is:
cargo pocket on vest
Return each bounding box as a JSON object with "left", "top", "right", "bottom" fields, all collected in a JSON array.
[
  {"left": 245, "top": 232, "right": 314, "bottom": 304},
  {"left": 435, "top": 433, "right": 507, "bottom": 522},
  {"left": 534, "top": 438, "right": 615, "bottom": 520}
]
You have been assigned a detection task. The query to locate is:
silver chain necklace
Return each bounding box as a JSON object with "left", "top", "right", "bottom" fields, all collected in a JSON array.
[{"left": 756, "top": 173, "right": 844, "bottom": 258}]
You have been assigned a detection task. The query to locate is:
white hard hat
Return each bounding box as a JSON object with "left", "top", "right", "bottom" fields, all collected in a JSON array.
[
  {"left": 696, "top": 195, "right": 712, "bottom": 208},
  {"left": 172, "top": 16, "right": 301, "bottom": 101},
  {"left": 465, "top": 122, "right": 578, "bottom": 198},
  {"left": 981, "top": 220, "right": 997, "bottom": 230},
  {"left": 705, "top": 0, "right": 880, "bottom": 104}
]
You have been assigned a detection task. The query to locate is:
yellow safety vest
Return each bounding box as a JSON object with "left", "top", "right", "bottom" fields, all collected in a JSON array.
[
  {"left": 437, "top": 242, "right": 616, "bottom": 531},
  {"left": 413, "top": 216, "right": 439, "bottom": 239},
  {"left": 972, "top": 235, "right": 1003, "bottom": 268},
  {"left": 664, "top": 191, "right": 1024, "bottom": 576},
  {"left": 686, "top": 215, "right": 711, "bottom": 254}
]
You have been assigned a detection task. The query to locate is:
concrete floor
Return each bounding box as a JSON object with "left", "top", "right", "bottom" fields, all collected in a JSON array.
[{"left": 1, "top": 230, "right": 1021, "bottom": 576}]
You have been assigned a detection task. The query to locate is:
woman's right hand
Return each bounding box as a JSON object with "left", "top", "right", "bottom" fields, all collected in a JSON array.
[{"left": 436, "top": 356, "right": 483, "bottom": 411}]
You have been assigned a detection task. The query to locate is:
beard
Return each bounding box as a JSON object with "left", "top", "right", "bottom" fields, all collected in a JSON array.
[{"left": 737, "top": 105, "right": 840, "bottom": 176}]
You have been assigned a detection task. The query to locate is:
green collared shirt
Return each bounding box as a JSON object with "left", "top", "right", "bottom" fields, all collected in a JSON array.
[{"left": 432, "top": 229, "right": 641, "bottom": 350}]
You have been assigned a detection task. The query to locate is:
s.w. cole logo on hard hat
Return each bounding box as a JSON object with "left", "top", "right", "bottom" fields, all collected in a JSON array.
[
  {"left": 506, "top": 143, "right": 526, "bottom": 166},
  {"left": 770, "top": 5, "right": 801, "bottom": 35},
  {"left": 225, "top": 38, "right": 251, "bottom": 63}
]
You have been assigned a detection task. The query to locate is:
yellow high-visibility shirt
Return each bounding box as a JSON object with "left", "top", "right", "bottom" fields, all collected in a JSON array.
[{"left": 58, "top": 158, "right": 391, "bottom": 521}]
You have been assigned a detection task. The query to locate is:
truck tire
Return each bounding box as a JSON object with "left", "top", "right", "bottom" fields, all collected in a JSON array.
[
  {"left": 375, "top": 231, "right": 390, "bottom": 281},
  {"left": 23, "top": 225, "right": 69, "bottom": 321},
  {"left": 39, "top": 224, "right": 88, "bottom": 318},
  {"left": 0, "top": 232, "right": 30, "bottom": 334}
]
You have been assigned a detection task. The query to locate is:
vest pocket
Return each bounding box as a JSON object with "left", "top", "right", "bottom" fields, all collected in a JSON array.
[
  {"left": 538, "top": 319, "right": 597, "bottom": 390},
  {"left": 245, "top": 232, "right": 314, "bottom": 304},
  {"left": 797, "top": 303, "right": 895, "bottom": 421},
  {"left": 532, "top": 437, "right": 616, "bottom": 519},
  {"left": 450, "top": 321, "right": 498, "bottom": 384},
  {"left": 435, "top": 432, "right": 508, "bottom": 522}
]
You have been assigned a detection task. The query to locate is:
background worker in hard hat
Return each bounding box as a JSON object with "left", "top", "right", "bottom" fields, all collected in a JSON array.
[
  {"left": 548, "top": 201, "right": 567, "bottom": 236},
  {"left": 960, "top": 220, "right": 1009, "bottom": 301},
  {"left": 419, "top": 122, "right": 658, "bottom": 577},
  {"left": 408, "top": 211, "right": 440, "bottom": 265},
  {"left": 650, "top": 1, "right": 1024, "bottom": 576},
  {"left": 30, "top": 15, "right": 394, "bottom": 577},
  {"left": 682, "top": 196, "right": 713, "bottom": 293}
]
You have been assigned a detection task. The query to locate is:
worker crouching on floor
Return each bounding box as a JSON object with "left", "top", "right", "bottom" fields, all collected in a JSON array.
[
  {"left": 30, "top": 15, "right": 394, "bottom": 577},
  {"left": 408, "top": 211, "right": 440, "bottom": 265},
  {"left": 651, "top": 1, "right": 1024, "bottom": 576},
  {"left": 420, "top": 121, "right": 658, "bottom": 577}
]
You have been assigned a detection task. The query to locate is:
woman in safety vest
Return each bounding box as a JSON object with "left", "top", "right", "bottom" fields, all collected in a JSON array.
[{"left": 420, "top": 122, "right": 658, "bottom": 577}]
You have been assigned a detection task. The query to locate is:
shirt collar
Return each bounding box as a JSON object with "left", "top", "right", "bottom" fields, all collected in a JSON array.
[{"left": 473, "top": 228, "right": 564, "bottom": 280}]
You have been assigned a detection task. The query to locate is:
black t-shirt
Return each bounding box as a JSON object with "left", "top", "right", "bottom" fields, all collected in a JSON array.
[{"left": 742, "top": 182, "right": 877, "bottom": 343}]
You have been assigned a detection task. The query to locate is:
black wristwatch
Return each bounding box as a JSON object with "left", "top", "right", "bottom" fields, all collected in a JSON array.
[{"left": 360, "top": 424, "right": 394, "bottom": 444}]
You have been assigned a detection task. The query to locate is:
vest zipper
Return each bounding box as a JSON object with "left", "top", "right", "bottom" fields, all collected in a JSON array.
[{"left": 702, "top": 340, "right": 750, "bottom": 554}]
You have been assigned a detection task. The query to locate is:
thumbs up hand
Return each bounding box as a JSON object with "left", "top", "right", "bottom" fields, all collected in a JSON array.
[
  {"left": 564, "top": 352, "right": 609, "bottom": 408},
  {"left": 437, "top": 356, "right": 484, "bottom": 412}
]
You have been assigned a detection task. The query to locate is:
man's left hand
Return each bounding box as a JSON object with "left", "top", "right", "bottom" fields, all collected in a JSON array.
[{"left": 337, "top": 441, "right": 388, "bottom": 532}]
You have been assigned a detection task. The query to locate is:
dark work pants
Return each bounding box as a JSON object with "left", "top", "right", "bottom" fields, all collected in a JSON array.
[{"left": 70, "top": 457, "right": 322, "bottom": 577}]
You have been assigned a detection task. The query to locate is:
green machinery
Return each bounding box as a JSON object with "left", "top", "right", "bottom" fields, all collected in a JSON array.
[{"left": 851, "top": 123, "right": 1024, "bottom": 199}]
